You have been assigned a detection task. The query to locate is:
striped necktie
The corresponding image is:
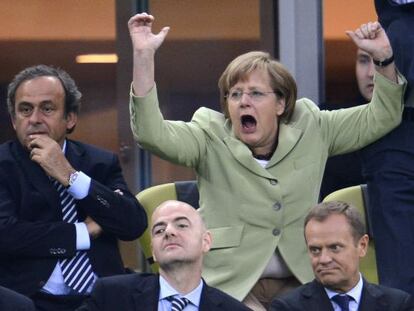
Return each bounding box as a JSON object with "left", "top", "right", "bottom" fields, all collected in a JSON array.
[
  {"left": 53, "top": 180, "right": 95, "bottom": 294},
  {"left": 168, "top": 296, "right": 190, "bottom": 311},
  {"left": 331, "top": 294, "right": 351, "bottom": 311}
]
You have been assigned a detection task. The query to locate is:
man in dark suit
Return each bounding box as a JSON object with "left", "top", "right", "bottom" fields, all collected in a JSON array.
[
  {"left": 271, "top": 201, "right": 413, "bottom": 311},
  {"left": 360, "top": 0, "right": 414, "bottom": 295},
  {"left": 0, "top": 286, "right": 36, "bottom": 311},
  {"left": 0, "top": 65, "right": 147, "bottom": 310},
  {"left": 78, "top": 200, "right": 251, "bottom": 310}
]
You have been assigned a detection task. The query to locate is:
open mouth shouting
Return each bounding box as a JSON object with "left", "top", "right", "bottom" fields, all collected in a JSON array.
[{"left": 241, "top": 114, "right": 257, "bottom": 134}]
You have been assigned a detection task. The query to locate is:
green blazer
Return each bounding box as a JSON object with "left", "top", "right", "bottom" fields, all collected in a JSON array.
[{"left": 130, "top": 73, "right": 405, "bottom": 301}]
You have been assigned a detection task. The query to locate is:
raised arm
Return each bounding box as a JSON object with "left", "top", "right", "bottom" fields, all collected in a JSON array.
[
  {"left": 128, "top": 12, "right": 170, "bottom": 96},
  {"left": 346, "top": 21, "right": 396, "bottom": 83}
]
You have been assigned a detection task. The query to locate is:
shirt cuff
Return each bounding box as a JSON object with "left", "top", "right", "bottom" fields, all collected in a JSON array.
[
  {"left": 67, "top": 171, "right": 91, "bottom": 200},
  {"left": 75, "top": 222, "right": 91, "bottom": 250},
  {"left": 130, "top": 82, "right": 156, "bottom": 98}
]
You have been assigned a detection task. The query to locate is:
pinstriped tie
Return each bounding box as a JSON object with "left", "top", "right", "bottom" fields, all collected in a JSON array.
[
  {"left": 169, "top": 296, "right": 190, "bottom": 311},
  {"left": 53, "top": 180, "right": 95, "bottom": 294}
]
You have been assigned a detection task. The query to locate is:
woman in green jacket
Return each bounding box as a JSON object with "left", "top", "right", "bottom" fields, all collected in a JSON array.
[{"left": 128, "top": 13, "right": 405, "bottom": 310}]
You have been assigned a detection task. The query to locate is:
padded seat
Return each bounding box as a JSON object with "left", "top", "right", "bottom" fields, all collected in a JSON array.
[
  {"left": 323, "top": 184, "right": 378, "bottom": 284},
  {"left": 136, "top": 181, "right": 199, "bottom": 272}
]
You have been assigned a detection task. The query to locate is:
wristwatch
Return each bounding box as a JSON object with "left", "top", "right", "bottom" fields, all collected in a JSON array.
[
  {"left": 373, "top": 54, "right": 394, "bottom": 67},
  {"left": 68, "top": 171, "right": 79, "bottom": 187}
]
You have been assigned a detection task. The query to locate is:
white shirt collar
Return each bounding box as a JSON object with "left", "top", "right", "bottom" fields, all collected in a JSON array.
[
  {"left": 62, "top": 139, "right": 67, "bottom": 153},
  {"left": 324, "top": 273, "right": 363, "bottom": 306},
  {"left": 159, "top": 275, "right": 203, "bottom": 308}
]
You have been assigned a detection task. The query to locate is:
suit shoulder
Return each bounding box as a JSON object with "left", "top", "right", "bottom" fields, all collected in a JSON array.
[
  {"left": 289, "top": 98, "right": 322, "bottom": 128},
  {"left": 270, "top": 282, "right": 314, "bottom": 310},
  {"left": 191, "top": 107, "right": 228, "bottom": 136},
  {"left": 0, "top": 141, "right": 14, "bottom": 161},
  {"left": 0, "top": 285, "right": 35, "bottom": 310},
  {"left": 68, "top": 140, "right": 117, "bottom": 161},
  {"left": 0, "top": 141, "right": 20, "bottom": 173},
  {"left": 367, "top": 282, "right": 412, "bottom": 300},
  {"left": 95, "top": 273, "right": 156, "bottom": 290},
  {"left": 293, "top": 98, "right": 320, "bottom": 115},
  {"left": 204, "top": 285, "right": 251, "bottom": 310}
]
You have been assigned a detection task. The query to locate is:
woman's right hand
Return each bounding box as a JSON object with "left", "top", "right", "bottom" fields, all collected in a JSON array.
[
  {"left": 128, "top": 12, "right": 170, "bottom": 53},
  {"left": 129, "top": 13, "right": 169, "bottom": 96}
]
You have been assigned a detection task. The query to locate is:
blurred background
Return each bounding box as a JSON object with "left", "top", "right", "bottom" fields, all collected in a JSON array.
[{"left": 0, "top": 0, "right": 377, "bottom": 267}]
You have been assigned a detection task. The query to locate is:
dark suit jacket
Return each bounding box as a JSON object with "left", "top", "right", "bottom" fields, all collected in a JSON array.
[
  {"left": 271, "top": 279, "right": 414, "bottom": 311},
  {"left": 0, "top": 139, "right": 147, "bottom": 297},
  {"left": 375, "top": 0, "right": 414, "bottom": 99},
  {"left": 0, "top": 285, "right": 35, "bottom": 311},
  {"left": 77, "top": 273, "right": 251, "bottom": 311}
]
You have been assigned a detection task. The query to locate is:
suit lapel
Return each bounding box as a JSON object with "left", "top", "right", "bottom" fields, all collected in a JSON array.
[
  {"left": 65, "top": 140, "right": 85, "bottom": 172},
  {"left": 223, "top": 121, "right": 303, "bottom": 177},
  {"left": 131, "top": 275, "right": 159, "bottom": 311},
  {"left": 359, "top": 280, "right": 388, "bottom": 311},
  {"left": 267, "top": 121, "right": 302, "bottom": 168},
  {"left": 302, "top": 280, "right": 335, "bottom": 311},
  {"left": 199, "top": 282, "right": 222, "bottom": 311},
  {"left": 11, "top": 141, "right": 60, "bottom": 211},
  {"left": 223, "top": 135, "right": 273, "bottom": 179}
]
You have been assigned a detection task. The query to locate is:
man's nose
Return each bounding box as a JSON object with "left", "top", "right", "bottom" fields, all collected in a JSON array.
[
  {"left": 368, "top": 62, "right": 375, "bottom": 77},
  {"left": 319, "top": 249, "right": 332, "bottom": 263},
  {"left": 28, "top": 109, "right": 42, "bottom": 124},
  {"left": 164, "top": 224, "right": 176, "bottom": 238}
]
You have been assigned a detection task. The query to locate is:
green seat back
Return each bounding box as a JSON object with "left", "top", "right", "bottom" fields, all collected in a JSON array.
[{"left": 323, "top": 185, "right": 378, "bottom": 284}]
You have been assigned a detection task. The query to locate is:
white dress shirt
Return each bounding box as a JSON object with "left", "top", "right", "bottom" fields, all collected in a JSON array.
[
  {"left": 42, "top": 140, "right": 95, "bottom": 295},
  {"left": 158, "top": 275, "right": 203, "bottom": 311},
  {"left": 325, "top": 273, "right": 363, "bottom": 311}
]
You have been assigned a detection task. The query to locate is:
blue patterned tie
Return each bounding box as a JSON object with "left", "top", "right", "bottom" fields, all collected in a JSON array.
[
  {"left": 169, "top": 296, "right": 190, "bottom": 311},
  {"left": 54, "top": 180, "right": 95, "bottom": 294},
  {"left": 332, "top": 294, "right": 351, "bottom": 311}
]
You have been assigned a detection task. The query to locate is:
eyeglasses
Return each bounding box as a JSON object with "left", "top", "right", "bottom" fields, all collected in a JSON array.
[{"left": 225, "top": 90, "right": 276, "bottom": 102}]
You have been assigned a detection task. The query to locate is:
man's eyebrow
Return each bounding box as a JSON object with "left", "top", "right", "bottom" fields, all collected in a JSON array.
[
  {"left": 174, "top": 216, "right": 190, "bottom": 223},
  {"left": 16, "top": 101, "right": 32, "bottom": 106},
  {"left": 151, "top": 216, "right": 192, "bottom": 231},
  {"left": 357, "top": 54, "right": 371, "bottom": 60},
  {"left": 17, "top": 100, "right": 54, "bottom": 106},
  {"left": 151, "top": 221, "right": 166, "bottom": 232}
]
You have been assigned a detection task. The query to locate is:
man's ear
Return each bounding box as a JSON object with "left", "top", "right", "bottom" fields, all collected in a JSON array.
[
  {"left": 65, "top": 112, "right": 77, "bottom": 132},
  {"left": 358, "top": 234, "right": 369, "bottom": 258},
  {"left": 202, "top": 231, "right": 212, "bottom": 253},
  {"left": 11, "top": 116, "right": 16, "bottom": 130},
  {"left": 151, "top": 243, "right": 157, "bottom": 263}
]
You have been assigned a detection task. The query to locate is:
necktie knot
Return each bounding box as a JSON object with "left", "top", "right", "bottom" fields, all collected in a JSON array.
[
  {"left": 168, "top": 296, "right": 190, "bottom": 311},
  {"left": 332, "top": 294, "right": 351, "bottom": 311}
]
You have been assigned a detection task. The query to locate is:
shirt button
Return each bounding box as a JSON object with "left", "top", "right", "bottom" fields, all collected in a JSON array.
[
  {"left": 273, "top": 202, "right": 282, "bottom": 211},
  {"left": 269, "top": 179, "right": 278, "bottom": 185},
  {"left": 272, "top": 228, "right": 280, "bottom": 236}
]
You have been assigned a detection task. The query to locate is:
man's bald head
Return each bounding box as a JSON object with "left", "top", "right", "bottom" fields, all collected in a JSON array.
[
  {"left": 150, "top": 200, "right": 211, "bottom": 271},
  {"left": 151, "top": 200, "right": 206, "bottom": 231}
]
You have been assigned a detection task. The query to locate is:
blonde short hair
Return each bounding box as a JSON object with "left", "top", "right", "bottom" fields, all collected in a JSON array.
[{"left": 218, "top": 51, "right": 297, "bottom": 122}]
